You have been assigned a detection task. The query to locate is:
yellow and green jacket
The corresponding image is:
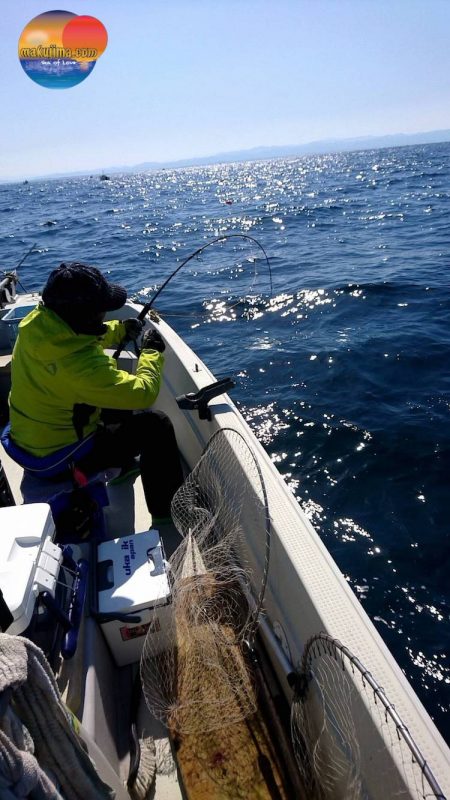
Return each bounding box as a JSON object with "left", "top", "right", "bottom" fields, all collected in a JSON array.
[{"left": 9, "top": 304, "right": 164, "bottom": 456}]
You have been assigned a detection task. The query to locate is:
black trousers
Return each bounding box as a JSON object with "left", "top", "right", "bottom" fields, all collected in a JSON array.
[{"left": 76, "top": 411, "right": 183, "bottom": 517}]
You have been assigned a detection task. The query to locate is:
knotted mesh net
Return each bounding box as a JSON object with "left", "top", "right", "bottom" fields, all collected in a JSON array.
[
  {"left": 291, "top": 634, "right": 447, "bottom": 800},
  {"left": 140, "top": 427, "right": 271, "bottom": 735}
]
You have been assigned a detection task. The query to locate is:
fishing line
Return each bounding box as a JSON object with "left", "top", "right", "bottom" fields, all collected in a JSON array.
[
  {"left": 137, "top": 260, "right": 262, "bottom": 320},
  {"left": 115, "top": 234, "right": 272, "bottom": 358},
  {"left": 144, "top": 233, "right": 273, "bottom": 313}
]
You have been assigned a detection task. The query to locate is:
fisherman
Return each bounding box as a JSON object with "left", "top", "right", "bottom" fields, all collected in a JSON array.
[{"left": 3, "top": 262, "right": 183, "bottom": 522}]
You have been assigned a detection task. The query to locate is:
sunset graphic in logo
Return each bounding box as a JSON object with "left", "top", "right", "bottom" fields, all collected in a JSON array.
[{"left": 18, "top": 11, "right": 108, "bottom": 89}]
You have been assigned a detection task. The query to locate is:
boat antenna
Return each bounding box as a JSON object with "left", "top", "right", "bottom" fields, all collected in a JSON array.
[{"left": 113, "top": 233, "right": 272, "bottom": 359}]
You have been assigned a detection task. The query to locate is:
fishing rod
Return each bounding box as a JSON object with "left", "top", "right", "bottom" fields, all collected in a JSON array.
[
  {"left": 113, "top": 233, "right": 273, "bottom": 359},
  {"left": 143, "top": 233, "right": 273, "bottom": 313},
  {"left": 16, "top": 242, "right": 37, "bottom": 273},
  {"left": 1, "top": 242, "right": 37, "bottom": 296}
]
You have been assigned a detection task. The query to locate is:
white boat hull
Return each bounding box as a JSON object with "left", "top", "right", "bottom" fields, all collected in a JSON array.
[
  {"left": 1, "top": 292, "right": 449, "bottom": 798},
  {"left": 152, "top": 309, "right": 450, "bottom": 798}
]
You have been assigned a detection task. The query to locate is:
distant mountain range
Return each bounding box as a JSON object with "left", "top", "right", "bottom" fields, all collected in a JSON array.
[
  {"left": 130, "top": 129, "right": 450, "bottom": 171},
  {"left": 6, "top": 128, "right": 450, "bottom": 182}
]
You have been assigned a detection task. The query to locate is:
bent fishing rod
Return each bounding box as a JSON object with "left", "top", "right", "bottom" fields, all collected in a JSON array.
[
  {"left": 1, "top": 242, "right": 37, "bottom": 295},
  {"left": 113, "top": 233, "right": 273, "bottom": 359}
]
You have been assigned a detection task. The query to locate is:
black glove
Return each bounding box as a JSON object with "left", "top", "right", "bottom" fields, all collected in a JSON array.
[
  {"left": 123, "top": 317, "right": 145, "bottom": 341},
  {"left": 141, "top": 328, "right": 165, "bottom": 353}
]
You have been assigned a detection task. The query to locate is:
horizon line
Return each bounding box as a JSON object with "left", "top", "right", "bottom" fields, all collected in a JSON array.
[{"left": 2, "top": 127, "right": 450, "bottom": 184}]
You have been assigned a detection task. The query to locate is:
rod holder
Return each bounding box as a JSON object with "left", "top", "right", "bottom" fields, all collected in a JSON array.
[{"left": 176, "top": 377, "right": 236, "bottom": 421}]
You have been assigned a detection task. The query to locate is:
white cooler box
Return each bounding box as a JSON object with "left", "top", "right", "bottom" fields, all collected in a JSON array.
[
  {"left": 0, "top": 504, "right": 61, "bottom": 634},
  {"left": 97, "top": 529, "right": 171, "bottom": 666}
]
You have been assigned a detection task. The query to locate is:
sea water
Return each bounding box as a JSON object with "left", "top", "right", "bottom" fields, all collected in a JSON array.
[{"left": 1, "top": 141, "right": 449, "bottom": 742}]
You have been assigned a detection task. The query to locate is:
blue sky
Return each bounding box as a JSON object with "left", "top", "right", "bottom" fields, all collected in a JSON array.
[{"left": 1, "top": 0, "right": 450, "bottom": 180}]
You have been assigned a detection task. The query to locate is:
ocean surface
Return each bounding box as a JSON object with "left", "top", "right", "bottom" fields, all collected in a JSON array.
[{"left": 1, "top": 142, "right": 449, "bottom": 743}]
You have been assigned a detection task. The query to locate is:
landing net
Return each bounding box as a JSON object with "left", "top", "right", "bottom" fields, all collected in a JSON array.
[
  {"left": 291, "top": 633, "right": 446, "bottom": 800},
  {"left": 140, "top": 428, "right": 271, "bottom": 735}
]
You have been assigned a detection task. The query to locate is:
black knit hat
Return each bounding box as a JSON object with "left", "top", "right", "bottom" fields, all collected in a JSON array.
[{"left": 42, "top": 263, "right": 127, "bottom": 312}]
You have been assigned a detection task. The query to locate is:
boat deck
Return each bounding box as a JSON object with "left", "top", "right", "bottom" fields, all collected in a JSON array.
[
  {"left": 2, "top": 292, "right": 450, "bottom": 799},
  {"left": 2, "top": 433, "right": 185, "bottom": 799}
]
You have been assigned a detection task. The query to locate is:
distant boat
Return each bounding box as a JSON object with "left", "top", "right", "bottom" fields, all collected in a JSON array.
[
  {"left": 100, "top": 174, "right": 110, "bottom": 181},
  {"left": 23, "top": 180, "right": 29, "bottom": 185}
]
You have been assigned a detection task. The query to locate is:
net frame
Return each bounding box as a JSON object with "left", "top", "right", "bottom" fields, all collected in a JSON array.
[{"left": 291, "top": 633, "right": 447, "bottom": 800}]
